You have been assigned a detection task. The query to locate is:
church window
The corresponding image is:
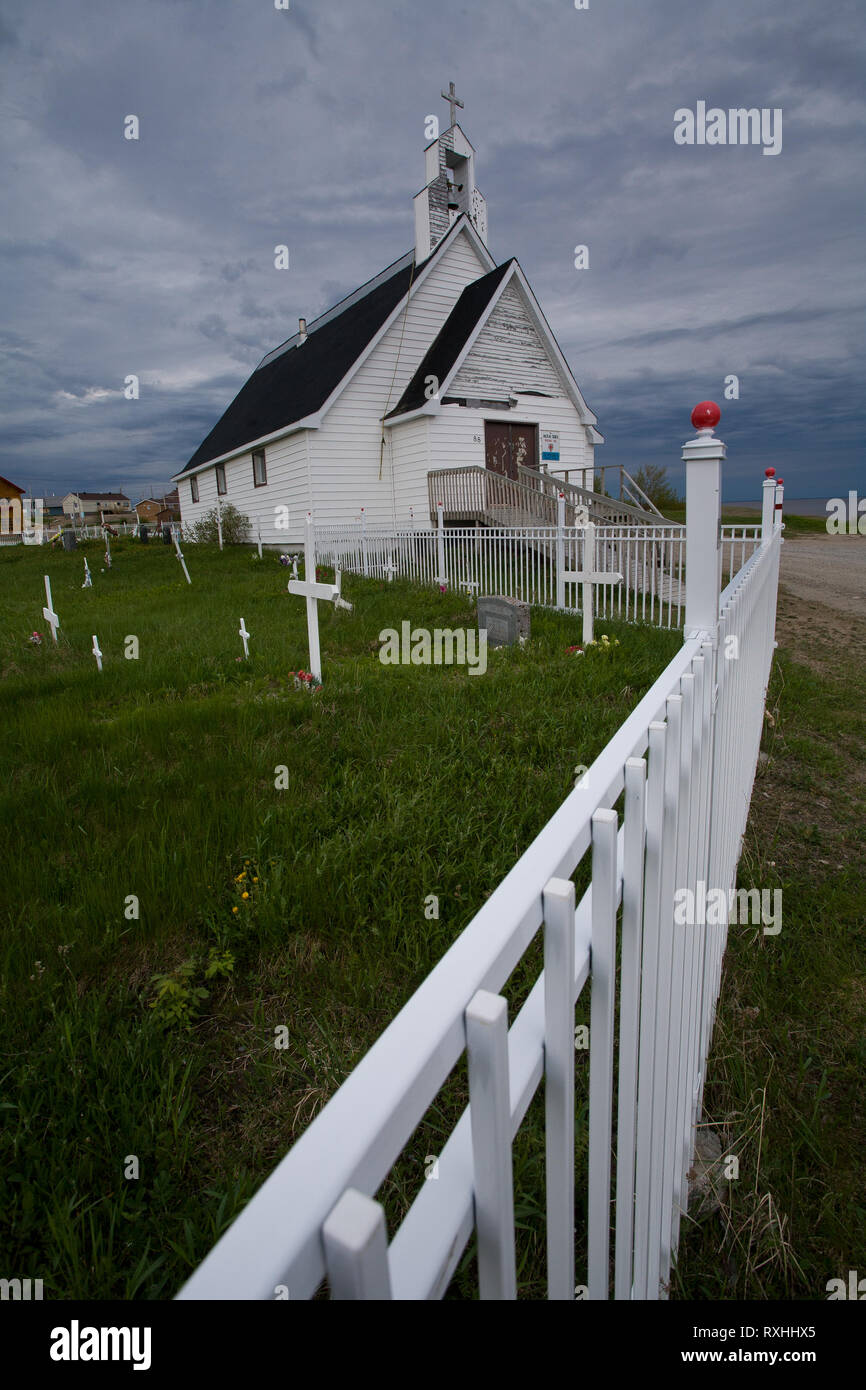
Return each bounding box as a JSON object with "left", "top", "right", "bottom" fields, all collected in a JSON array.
[
  {"left": 252, "top": 449, "right": 268, "bottom": 487},
  {"left": 215, "top": 464, "right": 227, "bottom": 495},
  {"left": 190, "top": 475, "right": 199, "bottom": 504}
]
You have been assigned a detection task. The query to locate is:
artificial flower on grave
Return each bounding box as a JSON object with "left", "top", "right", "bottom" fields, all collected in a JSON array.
[
  {"left": 566, "top": 644, "right": 585, "bottom": 656},
  {"left": 29, "top": 631, "right": 42, "bottom": 645},
  {"left": 289, "top": 670, "right": 322, "bottom": 693}
]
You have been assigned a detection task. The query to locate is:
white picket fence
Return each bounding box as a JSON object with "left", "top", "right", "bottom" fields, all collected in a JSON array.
[
  {"left": 315, "top": 515, "right": 761, "bottom": 631},
  {"left": 176, "top": 431, "right": 783, "bottom": 1301}
]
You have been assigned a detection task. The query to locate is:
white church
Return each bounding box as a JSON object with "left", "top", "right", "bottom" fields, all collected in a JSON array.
[{"left": 174, "top": 88, "right": 605, "bottom": 545}]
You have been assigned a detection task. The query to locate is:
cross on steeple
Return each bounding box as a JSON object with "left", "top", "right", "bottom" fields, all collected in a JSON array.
[{"left": 441, "top": 81, "right": 464, "bottom": 128}]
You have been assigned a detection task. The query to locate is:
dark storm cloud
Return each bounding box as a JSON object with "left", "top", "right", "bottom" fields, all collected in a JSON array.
[{"left": 0, "top": 0, "right": 863, "bottom": 501}]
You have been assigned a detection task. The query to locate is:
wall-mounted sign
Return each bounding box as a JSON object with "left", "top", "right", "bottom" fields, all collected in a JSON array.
[{"left": 541, "top": 430, "right": 560, "bottom": 462}]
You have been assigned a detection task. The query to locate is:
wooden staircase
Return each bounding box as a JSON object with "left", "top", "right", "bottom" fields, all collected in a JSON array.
[{"left": 428, "top": 464, "right": 666, "bottom": 528}]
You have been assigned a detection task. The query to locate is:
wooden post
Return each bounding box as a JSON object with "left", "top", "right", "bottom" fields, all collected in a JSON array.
[{"left": 555, "top": 493, "right": 566, "bottom": 609}]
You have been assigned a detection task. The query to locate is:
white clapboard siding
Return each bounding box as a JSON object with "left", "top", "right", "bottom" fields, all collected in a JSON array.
[
  {"left": 384, "top": 395, "right": 596, "bottom": 525},
  {"left": 450, "top": 282, "right": 568, "bottom": 399},
  {"left": 390, "top": 416, "right": 431, "bottom": 523},
  {"left": 308, "top": 226, "right": 490, "bottom": 528},
  {"left": 434, "top": 398, "right": 593, "bottom": 477},
  {"left": 178, "top": 432, "right": 311, "bottom": 545}
]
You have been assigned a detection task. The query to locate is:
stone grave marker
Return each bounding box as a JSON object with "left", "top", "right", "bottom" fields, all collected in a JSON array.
[{"left": 477, "top": 595, "right": 530, "bottom": 647}]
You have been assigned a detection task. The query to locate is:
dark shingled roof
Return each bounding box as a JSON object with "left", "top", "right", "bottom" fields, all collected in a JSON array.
[
  {"left": 181, "top": 258, "right": 417, "bottom": 473},
  {"left": 384, "top": 260, "right": 513, "bottom": 420}
]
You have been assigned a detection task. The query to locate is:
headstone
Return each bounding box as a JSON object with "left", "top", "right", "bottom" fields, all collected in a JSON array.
[
  {"left": 62, "top": 531, "right": 77, "bottom": 552},
  {"left": 163, "top": 525, "right": 172, "bottom": 544},
  {"left": 82, "top": 558, "right": 92, "bottom": 588},
  {"left": 140, "top": 524, "right": 149, "bottom": 543},
  {"left": 477, "top": 595, "right": 530, "bottom": 647}
]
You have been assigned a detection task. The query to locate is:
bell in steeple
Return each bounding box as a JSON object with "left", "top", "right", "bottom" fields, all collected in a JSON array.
[{"left": 413, "top": 83, "right": 488, "bottom": 261}]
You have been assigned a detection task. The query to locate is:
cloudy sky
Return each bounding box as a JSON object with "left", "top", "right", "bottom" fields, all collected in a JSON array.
[{"left": 1, "top": 0, "right": 863, "bottom": 502}]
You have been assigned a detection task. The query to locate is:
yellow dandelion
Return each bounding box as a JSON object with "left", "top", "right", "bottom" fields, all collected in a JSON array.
[
  {"left": 253, "top": 877, "right": 259, "bottom": 883},
  {"left": 232, "top": 906, "right": 239, "bottom": 914},
  {"left": 242, "top": 891, "right": 249, "bottom": 900}
]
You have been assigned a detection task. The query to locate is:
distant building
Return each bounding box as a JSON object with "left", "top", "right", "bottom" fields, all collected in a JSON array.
[
  {"left": 0, "top": 475, "right": 24, "bottom": 503},
  {"left": 0, "top": 475, "right": 26, "bottom": 539},
  {"left": 62, "top": 492, "right": 132, "bottom": 522},
  {"left": 135, "top": 499, "right": 162, "bottom": 524},
  {"left": 136, "top": 489, "right": 180, "bottom": 526}
]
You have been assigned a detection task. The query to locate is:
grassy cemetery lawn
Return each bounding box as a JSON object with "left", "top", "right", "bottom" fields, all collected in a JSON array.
[{"left": 0, "top": 538, "right": 680, "bottom": 1299}]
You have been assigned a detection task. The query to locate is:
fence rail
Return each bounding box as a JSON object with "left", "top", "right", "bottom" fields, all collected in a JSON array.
[
  {"left": 178, "top": 434, "right": 783, "bottom": 1301},
  {"left": 316, "top": 519, "right": 761, "bottom": 631}
]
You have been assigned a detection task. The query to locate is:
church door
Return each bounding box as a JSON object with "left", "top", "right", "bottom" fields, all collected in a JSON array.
[{"left": 484, "top": 421, "right": 538, "bottom": 480}]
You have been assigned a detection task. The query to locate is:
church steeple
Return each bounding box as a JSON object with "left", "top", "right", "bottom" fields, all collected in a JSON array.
[{"left": 413, "top": 84, "right": 488, "bottom": 262}]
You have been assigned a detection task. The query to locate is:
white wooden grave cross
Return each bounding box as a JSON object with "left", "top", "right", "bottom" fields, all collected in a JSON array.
[
  {"left": 238, "top": 618, "right": 251, "bottom": 658},
  {"left": 82, "top": 557, "right": 92, "bottom": 588},
  {"left": 382, "top": 558, "right": 398, "bottom": 583},
  {"left": 287, "top": 516, "right": 344, "bottom": 684},
  {"left": 173, "top": 528, "right": 192, "bottom": 585},
  {"left": 42, "top": 575, "right": 60, "bottom": 643},
  {"left": 561, "top": 520, "right": 622, "bottom": 645},
  {"left": 256, "top": 517, "right": 262, "bottom": 559},
  {"left": 92, "top": 634, "right": 103, "bottom": 671},
  {"left": 103, "top": 528, "right": 112, "bottom": 568},
  {"left": 333, "top": 575, "right": 353, "bottom": 613}
]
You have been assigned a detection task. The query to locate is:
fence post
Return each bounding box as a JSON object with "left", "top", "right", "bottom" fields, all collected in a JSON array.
[
  {"left": 555, "top": 492, "right": 566, "bottom": 608},
  {"left": 774, "top": 477, "right": 785, "bottom": 530},
  {"left": 436, "top": 501, "right": 446, "bottom": 586},
  {"left": 682, "top": 401, "right": 725, "bottom": 642},
  {"left": 361, "top": 507, "right": 369, "bottom": 577},
  {"left": 761, "top": 468, "right": 776, "bottom": 543}
]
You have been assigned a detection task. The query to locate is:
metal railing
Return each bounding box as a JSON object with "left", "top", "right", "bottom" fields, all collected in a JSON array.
[
  {"left": 316, "top": 518, "right": 761, "bottom": 633},
  {"left": 177, "top": 449, "right": 783, "bottom": 1301}
]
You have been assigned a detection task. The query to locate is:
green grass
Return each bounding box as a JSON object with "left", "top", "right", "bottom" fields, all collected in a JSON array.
[
  {"left": 0, "top": 538, "right": 679, "bottom": 1299},
  {"left": 666, "top": 506, "right": 827, "bottom": 535},
  {"left": 673, "top": 633, "right": 866, "bottom": 1298}
]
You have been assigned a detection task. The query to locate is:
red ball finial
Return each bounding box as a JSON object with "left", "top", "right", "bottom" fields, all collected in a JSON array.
[
  {"left": 777, "top": 478, "right": 784, "bottom": 486},
  {"left": 765, "top": 467, "right": 775, "bottom": 478},
  {"left": 691, "top": 400, "right": 721, "bottom": 431}
]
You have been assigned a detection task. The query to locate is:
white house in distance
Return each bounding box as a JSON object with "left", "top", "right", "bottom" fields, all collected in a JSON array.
[
  {"left": 62, "top": 491, "right": 132, "bottom": 522},
  {"left": 173, "top": 91, "right": 603, "bottom": 545}
]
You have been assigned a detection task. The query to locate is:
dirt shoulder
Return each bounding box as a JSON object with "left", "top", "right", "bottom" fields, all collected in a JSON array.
[{"left": 775, "top": 532, "right": 866, "bottom": 669}]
